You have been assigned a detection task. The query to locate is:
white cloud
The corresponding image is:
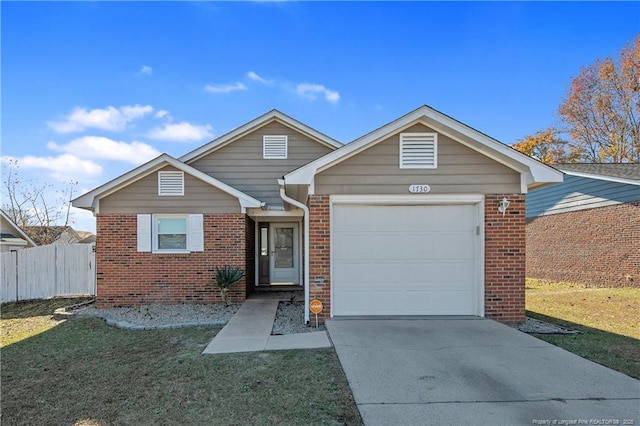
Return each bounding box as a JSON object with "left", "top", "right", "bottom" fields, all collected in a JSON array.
[
  {"left": 247, "top": 71, "right": 273, "bottom": 85},
  {"left": 47, "top": 136, "right": 161, "bottom": 165},
  {"left": 147, "top": 122, "right": 213, "bottom": 142},
  {"left": 3, "top": 154, "right": 103, "bottom": 181},
  {"left": 47, "top": 104, "right": 154, "bottom": 133},
  {"left": 139, "top": 65, "right": 153, "bottom": 75},
  {"left": 296, "top": 83, "right": 340, "bottom": 104},
  {"left": 155, "top": 110, "right": 171, "bottom": 119},
  {"left": 204, "top": 82, "right": 247, "bottom": 93}
]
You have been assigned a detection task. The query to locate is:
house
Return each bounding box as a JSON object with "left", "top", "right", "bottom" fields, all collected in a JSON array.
[
  {"left": 526, "top": 163, "right": 640, "bottom": 288},
  {"left": 0, "top": 210, "right": 38, "bottom": 252},
  {"left": 72, "top": 106, "right": 562, "bottom": 323},
  {"left": 23, "top": 226, "right": 96, "bottom": 246}
]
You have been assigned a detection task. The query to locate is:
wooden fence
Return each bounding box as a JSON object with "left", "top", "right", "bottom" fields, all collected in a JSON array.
[{"left": 1, "top": 244, "right": 96, "bottom": 303}]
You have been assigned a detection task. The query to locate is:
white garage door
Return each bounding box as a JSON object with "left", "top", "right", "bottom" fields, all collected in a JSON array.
[{"left": 332, "top": 203, "right": 480, "bottom": 316}]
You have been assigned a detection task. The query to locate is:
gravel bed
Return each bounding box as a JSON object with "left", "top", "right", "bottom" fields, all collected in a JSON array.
[
  {"left": 73, "top": 303, "right": 240, "bottom": 330},
  {"left": 271, "top": 301, "right": 325, "bottom": 335},
  {"left": 513, "top": 317, "right": 581, "bottom": 335}
]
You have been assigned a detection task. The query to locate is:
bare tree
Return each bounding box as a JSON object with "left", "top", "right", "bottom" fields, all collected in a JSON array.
[{"left": 2, "top": 158, "right": 78, "bottom": 244}]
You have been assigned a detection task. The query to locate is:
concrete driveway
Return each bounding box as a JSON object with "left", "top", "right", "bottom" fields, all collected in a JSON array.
[{"left": 326, "top": 319, "right": 640, "bottom": 426}]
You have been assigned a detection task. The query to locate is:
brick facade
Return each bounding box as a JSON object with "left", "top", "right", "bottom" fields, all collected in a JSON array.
[
  {"left": 308, "top": 195, "right": 331, "bottom": 322},
  {"left": 526, "top": 201, "right": 639, "bottom": 288},
  {"left": 306, "top": 194, "right": 527, "bottom": 324},
  {"left": 484, "top": 194, "right": 526, "bottom": 323},
  {"left": 95, "top": 213, "right": 253, "bottom": 307}
]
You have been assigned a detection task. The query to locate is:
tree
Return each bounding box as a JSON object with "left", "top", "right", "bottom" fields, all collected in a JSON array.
[
  {"left": 511, "top": 127, "right": 575, "bottom": 164},
  {"left": 2, "top": 158, "right": 77, "bottom": 244},
  {"left": 558, "top": 34, "right": 640, "bottom": 163}
]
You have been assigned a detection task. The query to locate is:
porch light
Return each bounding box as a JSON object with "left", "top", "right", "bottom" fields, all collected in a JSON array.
[{"left": 497, "top": 197, "right": 510, "bottom": 217}]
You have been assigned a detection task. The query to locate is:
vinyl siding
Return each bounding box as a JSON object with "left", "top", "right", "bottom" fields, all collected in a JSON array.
[
  {"left": 190, "top": 121, "right": 334, "bottom": 206},
  {"left": 100, "top": 166, "right": 241, "bottom": 214},
  {"left": 315, "top": 123, "right": 521, "bottom": 195},
  {"left": 526, "top": 174, "right": 640, "bottom": 218}
]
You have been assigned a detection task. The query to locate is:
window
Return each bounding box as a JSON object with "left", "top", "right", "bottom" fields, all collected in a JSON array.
[
  {"left": 399, "top": 133, "right": 438, "bottom": 169},
  {"left": 158, "top": 171, "right": 185, "bottom": 196},
  {"left": 156, "top": 217, "right": 187, "bottom": 251},
  {"left": 137, "top": 214, "right": 204, "bottom": 253},
  {"left": 263, "top": 135, "right": 288, "bottom": 159}
]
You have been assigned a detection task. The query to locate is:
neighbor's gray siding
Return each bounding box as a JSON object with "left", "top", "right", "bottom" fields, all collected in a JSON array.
[
  {"left": 526, "top": 174, "right": 640, "bottom": 218},
  {"left": 100, "top": 166, "right": 241, "bottom": 214},
  {"left": 190, "top": 121, "right": 334, "bottom": 207},
  {"left": 315, "top": 123, "right": 521, "bottom": 195}
]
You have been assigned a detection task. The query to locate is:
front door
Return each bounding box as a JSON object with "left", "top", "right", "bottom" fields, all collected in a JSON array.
[{"left": 269, "top": 222, "right": 299, "bottom": 284}]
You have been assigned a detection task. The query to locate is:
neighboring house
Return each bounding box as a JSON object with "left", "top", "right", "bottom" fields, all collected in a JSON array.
[
  {"left": 72, "top": 107, "right": 562, "bottom": 323},
  {"left": 23, "top": 226, "right": 96, "bottom": 246},
  {"left": 526, "top": 163, "right": 640, "bottom": 288},
  {"left": 0, "top": 210, "right": 38, "bottom": 252}
]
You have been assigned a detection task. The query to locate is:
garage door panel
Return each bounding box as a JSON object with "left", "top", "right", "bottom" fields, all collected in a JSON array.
[
  {"left": 332, "top": 203, "right": 480, "bottom": 317},
  {"left": 334, "top": 261, "right": 474, "bottom": 288},
  {"left": 334, "top": 287, "right": 475, "bottom": 316},
  {"left": 334, "top": 232, "right": 476, "bottom": 260}
]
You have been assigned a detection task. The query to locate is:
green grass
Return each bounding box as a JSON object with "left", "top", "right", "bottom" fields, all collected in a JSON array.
[
  {"left": 1, "top": 299, "right": 362, "bottom": 426},
  {"left": 526, "top": 279, "right": 640, "bottom": 379},
  {"left": 1, "top": 297, "right": 93, "bottom": 347}
]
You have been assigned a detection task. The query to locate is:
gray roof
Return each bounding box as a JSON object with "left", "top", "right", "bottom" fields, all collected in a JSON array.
[{"left": 555, "top": 163, "right": 640, "bottom": 181}]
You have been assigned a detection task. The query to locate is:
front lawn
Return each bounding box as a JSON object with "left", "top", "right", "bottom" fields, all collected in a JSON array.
[
  {"left": 1, "top": 299, "right": 362, "bottom": 425},
  {"left": 526, "top": 279, "right": 640, "bottom": 379}
]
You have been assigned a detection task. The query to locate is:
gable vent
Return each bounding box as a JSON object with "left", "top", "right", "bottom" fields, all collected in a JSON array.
[
  {"left": 158, "top": 171, "right": 184, "bottom": 196},
  {"left": 400, "top": 133, "right": 438, "bottom": 169},
  {"left": 263, "top": 135, "right": 288, "bottom": 159}
]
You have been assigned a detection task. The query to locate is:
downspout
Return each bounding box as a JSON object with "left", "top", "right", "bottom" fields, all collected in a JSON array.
[{"left": 278, "top": 178, "right": 310, "bottom": 324}]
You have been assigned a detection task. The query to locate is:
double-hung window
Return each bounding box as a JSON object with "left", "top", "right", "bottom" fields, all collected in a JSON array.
[
  {"left": 155, "top": 216, "right": 188, "bottom": 251},
  {"left": 137, "top": 214, "right": 204, "bottom": 253}
]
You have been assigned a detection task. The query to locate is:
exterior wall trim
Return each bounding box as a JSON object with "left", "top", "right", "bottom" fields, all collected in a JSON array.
[
  {"left": 562, "top": 170, "right": 640, "bottom": 186},
  {"left": 330, "top": 194, "right": 485, "bottom": 204},
  {"left": 328, "top": 193, "right": 485, "bottom": 318}
]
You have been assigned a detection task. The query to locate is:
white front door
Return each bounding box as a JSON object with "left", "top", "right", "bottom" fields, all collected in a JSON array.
[{"left": 269, "top": 222, "right": 299, "bottom": 284}]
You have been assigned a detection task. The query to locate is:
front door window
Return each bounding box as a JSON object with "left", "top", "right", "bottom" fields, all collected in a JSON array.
[{"left": 274, "top": 227, "right": 294, "bottom": 268}]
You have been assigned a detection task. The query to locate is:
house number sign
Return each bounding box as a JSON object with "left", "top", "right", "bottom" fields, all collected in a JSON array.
[{"left": 409, "top": 184, "right": 431, "bottom": 193}]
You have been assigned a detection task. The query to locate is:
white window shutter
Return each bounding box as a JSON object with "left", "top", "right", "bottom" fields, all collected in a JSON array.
[
  {"left": 188, "top": 214, "right": 204, "bottom": 252},
  {"left": 137, "top": 214, "right": 152, "bottom": 252}
]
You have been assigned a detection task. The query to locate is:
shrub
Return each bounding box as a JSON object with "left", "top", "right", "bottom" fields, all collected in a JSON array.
[{"left": 214, "top": 266, "right": 244, "bottom": 306}]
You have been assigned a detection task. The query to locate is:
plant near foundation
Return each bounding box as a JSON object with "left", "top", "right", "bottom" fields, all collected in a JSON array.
[{"left": 214, "top": 266, "right": 244, "bottom": 306}]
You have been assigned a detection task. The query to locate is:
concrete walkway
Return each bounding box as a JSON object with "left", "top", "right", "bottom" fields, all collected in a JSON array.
[{"left": 202, "top": 296, "right": 331, "bottom": 354}]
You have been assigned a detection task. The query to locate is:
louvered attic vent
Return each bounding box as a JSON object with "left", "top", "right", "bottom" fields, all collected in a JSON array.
[
  {"left": 158, "top": 171, "right": 185, "bottom": 196},
  {"left": 400, "top": 133, "right": 438, "bottom": 169},
  {"left": 263, "top": 135, "right": 288, "bottom": 159}
]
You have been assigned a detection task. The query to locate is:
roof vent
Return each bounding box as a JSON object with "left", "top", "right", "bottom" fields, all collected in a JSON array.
[
  {"left": 158, "top": 171, "right": 184, "bottom": 196},
  {"left": 263, "top": 135, "right": 288, "bottom": 159},
  {"left": 400, "top": 133, "right": 437, "bottom": 169}
]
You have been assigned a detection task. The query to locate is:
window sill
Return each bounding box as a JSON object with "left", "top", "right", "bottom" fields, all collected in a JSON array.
[{"left": 152, "top": 250, "right": 190, "bottom": 255}]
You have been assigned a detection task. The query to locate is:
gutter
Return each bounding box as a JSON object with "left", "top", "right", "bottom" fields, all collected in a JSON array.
[{"left": 278, "top": 179, "right": 310, "bottom": 324}]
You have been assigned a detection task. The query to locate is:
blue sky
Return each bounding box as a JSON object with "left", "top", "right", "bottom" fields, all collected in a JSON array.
[{"left": 2, "top": 1, "right": 639, "bottom": 232}]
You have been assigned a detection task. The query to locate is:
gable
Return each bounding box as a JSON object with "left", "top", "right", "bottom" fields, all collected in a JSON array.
[
  {"left": 315, "top": 123, "right": 521, "bottom": 195},
  {"left": 190, "top": 121, "right": 335, "bottom": 206},
  {"left": 100, "top": 166, "right": 242, "bottom": 214},
  {"left": 285, "top": 105, "right": 563, "bottom": 192}
]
